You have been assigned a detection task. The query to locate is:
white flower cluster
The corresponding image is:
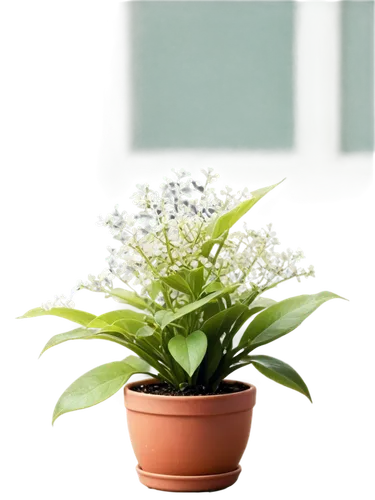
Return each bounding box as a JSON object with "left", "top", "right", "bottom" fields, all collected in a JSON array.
[
  {"left": 221, "top": 224, "right": 315, "bottom": 295},
  {"left": 40, "top": 276, "right": 86, "bottom": 310},
  {"left": 40, "top": 291, "right": 80, "bottom": 311},
  {"left": 41, "top": 169, "right": 314, "bottom": 310}
]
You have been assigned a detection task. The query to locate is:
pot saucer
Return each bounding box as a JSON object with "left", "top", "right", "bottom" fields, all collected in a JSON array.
[{"left": 136, "top": 464, "right": 241, "bottom": 492}]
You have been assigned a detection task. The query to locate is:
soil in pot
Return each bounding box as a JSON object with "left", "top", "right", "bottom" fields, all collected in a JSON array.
[{"left": 130, "top": 381, "right": 249, "bottom": 396}]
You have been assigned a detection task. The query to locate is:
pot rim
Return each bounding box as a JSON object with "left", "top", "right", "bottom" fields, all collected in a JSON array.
[{"left": 125, "top": 377, "right": 254, "bottom": 400}]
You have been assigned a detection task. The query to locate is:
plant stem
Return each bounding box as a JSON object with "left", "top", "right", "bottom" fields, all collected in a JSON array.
[
  {"left": 206, "top": 235, "right": 227, "bottom": 281},
  {"left": 132, "top": 245, "right": 161, "bottom": 277},
  {"left": 161, "top": 283, "right": 175, "bottom": 312},
  {"left": 193, "top": 221, "right": 204, "bottom": 245},
  {"left": 163, "top": 226, "right": 175, "bottom": 265}
]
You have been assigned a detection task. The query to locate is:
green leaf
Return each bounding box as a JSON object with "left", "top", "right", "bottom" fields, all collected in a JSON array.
[
  {"left": 202, "top": 300, "right": 222, "bottom": 322},
  {"left": 39, "top": 327, "right": 101, "bottom": 356},
  {"left": 201, "top": 307, "right": 239, "bottom": 380},
  {"left": 112, "top": 318, "right": 147, "bottom": 335},
  {"left": 240, "top": 296, "right": 282, "bottom": 315},
  {"left": 168, "top": 331, "right": 208, "bottom": 377},
  {"left": 202, "top": 304, "right": 249, "bottom": 344},
  {"left": 154, "top": 309, "right": 171, "bottom": 326},
  {"left": 148, "top": 281, "right": 163, "bottom": 301},
  {"left": 202, "top": 281, "right": 224, "bottom": 295},
  {"left": 205, "top": 340, "right": 223, "bottom": 380},
  {"left": 161, "top": 286, "right": 237, "bottom": 329},
  {"left": 232, "top": 327, "right": 246, "bottom": 351},
  {"left": 248, "top": 297, "right": 277, "bottom": 314},
  {"left": 182, "top": 267, "right": 205, "bottom": 297},
  {"left": 219, "top": 355, "right": 251, "bottom": 380},
  {"left": 160, "top": 311, "right": 176, "bottom": 330},
  {"left": 52, "top": 356, "right": 150, "bottom": 424},
  {"left": 162, "top": 274, "right": 193, "bottom": 295},
  {"left": 232, "top": 297, "right": 277, "bottom": 349},
  {"left": 89, "top": 319, "right": 154, "bottom": 343},
  {"left": 90, "top": 332, "right": 130, "bottom": 349},
  {"left": 201, "top": 239, "right": 220, "bottom": 258},
  {"left": 211, "top": 180, "right": 284, "bottom": 239},
  {"left": 200, "top": 305, "right": 248, "bottom": 382},
  {"left": 91, "top": 309, "right": 146, "bottom": 326},
  {"left": 136, "top": 325, "right": 155, "bottom": 338},
  {"left": 94, "top": 325, "right": 128, "bottom": 337},
  {"left": 245, "top": 355, "right": 312, "bottom": 402},
  {"left": 39, "top": 323, "right": 145, "bottom": 356},
  {"left": 108, "top": 288, "right": 149, "bottom": 310},
  {"left": 240, "top": 291, "right": 345, "bottom": 349},
  {"left": 17, "top": 307, "right": 96, "bottom": 327},
  {"left": 239, "top": 290, "right": 259, "bottom": 306},
  {"left": 223, "top": 304, "right": 260, "bottom": 349}
]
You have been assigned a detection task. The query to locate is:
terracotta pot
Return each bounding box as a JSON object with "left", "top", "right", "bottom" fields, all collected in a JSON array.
[{"left": 124, "top": 378, "right": 256, "bottom": 492}]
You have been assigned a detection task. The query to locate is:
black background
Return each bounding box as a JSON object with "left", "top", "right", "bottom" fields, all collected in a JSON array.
[{"left": 8, "top": 2, "right": 374, "bottom": 497}]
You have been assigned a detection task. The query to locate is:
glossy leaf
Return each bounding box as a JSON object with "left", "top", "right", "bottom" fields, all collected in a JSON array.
[
  {"left": 232, "top": 327, "right": 246, "bottom": 350},
  {"left": 162, "top": 274, "right": 193, "bottom": 295},
  {"left": 161, "top": 286, "right": 237, "bottom": 329},
  {"left": 112, "top": 318, "right": 147, "bottom": 335},
  {"left": 148, "top": 281, "right": 162, "bottom": 301},
  {"left": 204, "top": 340, "right": 223, "bottom": 380},
  {"left": 154, "top": 309, "right": 171, "bottom": 326},
  {"left": 182, "top": 267, "right": 205, "bottom": 297},
  {"left": 98, "top": 324, "right": 128, "bottom": 335},
  {"left": 136, "top": 325, "right": 155, "bottom": 338},
  {"left": 52, "top": 356, "right": 150, "bottom": 424},
  {"left": 86, "top": 317, "right": 142, "bottom": 336},
  {"left": 108, "top": 288, "right": 149, "bottom": 310},
  {"left": 200, "top": 303, "right": 246, "bottom": 381},
  {"left": 238, "top": 288, "right": 260, "bottom": 306},
  {"left": 211, "top": 180, "right": 284, "bottom": 239},
  {"left": 202, "top": 281, "right": 224, "bottom": 295},
  {"left": 223, "top": 304, "right": 260, "bottom": 349},
  {"left": 89, "top": 330, "right": 172, "bottom": 377},
  {"left": 201, "top": 306, "right": 242, "bottom": 379},
  {"left": 245, "top": 355, "right": 312, "bottom": 402},
  {"left": 201, "top": 239, "right": 220, "bottom": 258},
  {"left": 40, "top": 327, "right": 101, "bottom": 356},
  {"left": 240, "top": 291, "right": 344, "bottom": 349},
  {"left": 17, "top": 307, "right": 96, "bottom": 327},
  {"left": 91, "top": 309, "right": 146, "bottom": 326},
  {"left": 168, "top": 331, "right": 207, "bottom": 377},
  {"left": 202, "top": 300, "right": 222, "bottom": 323},
  {"left": 202, "top": 304, "right": 249, "bottom": 344},
  {"left": 232, "top": 297, "right": 277, "bottom": 349},
  {"left": 247, "top": 297, "right": 277, "bottom": 314}
]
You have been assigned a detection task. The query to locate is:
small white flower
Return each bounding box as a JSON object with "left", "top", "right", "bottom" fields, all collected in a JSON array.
[{"left": 125, "top": 213, "right": 137, "bottom": 227}]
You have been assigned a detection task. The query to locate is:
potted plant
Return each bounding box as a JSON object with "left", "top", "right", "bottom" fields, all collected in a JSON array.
[{"left": 18, "top": 169, "right": 344, "bottom": 492}]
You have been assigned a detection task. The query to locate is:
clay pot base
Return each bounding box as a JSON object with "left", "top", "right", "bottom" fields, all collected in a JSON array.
[{"left": 136, "top": 464, "right": 242, "bottom": 492}]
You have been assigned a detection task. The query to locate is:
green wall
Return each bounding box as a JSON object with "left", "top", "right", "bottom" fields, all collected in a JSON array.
[
  {"left": 341, "top": 1, "right": 374, "bottom": 152},
  {"left": 131, "top": 1, "right": 294, "bottom": 150},
  {"left": 130, "top": 1, "right": 374, "bottom": 153}
]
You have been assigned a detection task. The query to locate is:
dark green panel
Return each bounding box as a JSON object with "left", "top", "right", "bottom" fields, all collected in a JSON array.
[
  {"left": 341, "top": 1, "right": 374, "bottom": 152},
  {"left": 131, "top": 1, "right": 294, "bottom": 150}
]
